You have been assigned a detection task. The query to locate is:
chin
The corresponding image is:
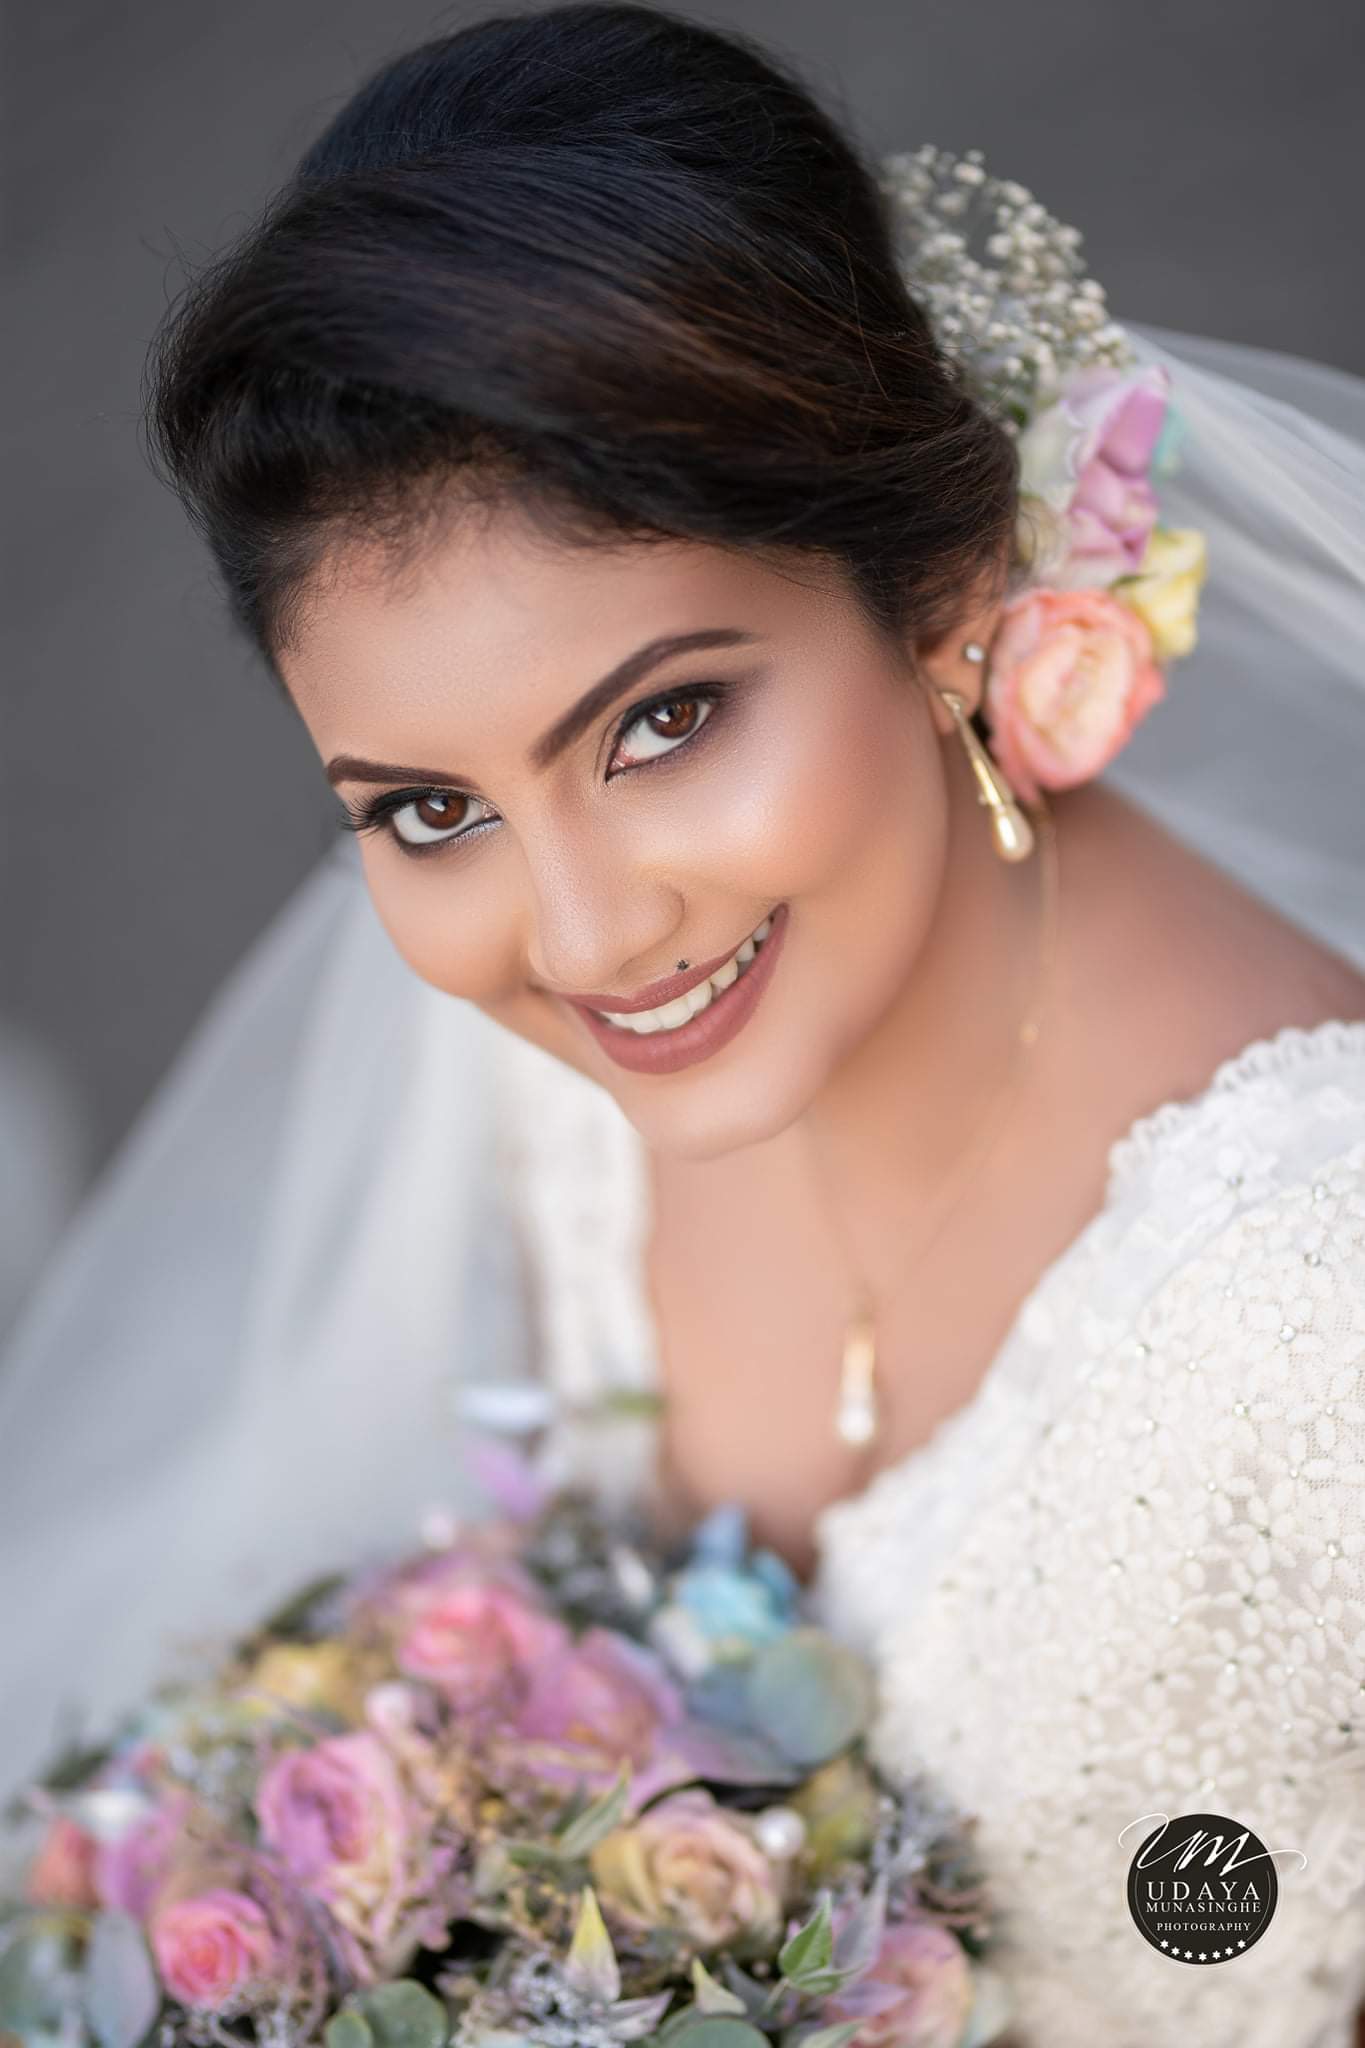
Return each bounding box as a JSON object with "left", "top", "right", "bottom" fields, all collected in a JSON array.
[{"left": 606, "top": 1022, "right": 840, "bottom": 1162}]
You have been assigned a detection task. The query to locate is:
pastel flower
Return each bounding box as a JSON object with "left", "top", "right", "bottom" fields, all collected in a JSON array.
[
  {"left": 823, "top": 1911, "right": 975, "bottom": 2048},
  {"left": 984, "top": 585, "right": 1166, "bottom": 801},
  {"left": 95, "top": 1788, "right": 196, "bottom": 1921},
  {"left": 1017, "top": 363, "right": 1172, "bottom": 588},
  {"left": 25, "top": 1815, "right": 101, "bottom": 1908},
  {"left": 255, "top": 1731, "right": 413, "bottom": 1957},
  {"left": 396, "top": 1578, "right": 569, "bottom": 1712},
  {"left": 149, "top": 1887, "right": 278, "bottom": 2011},
  {"left": 1114, "top": 525, "right": 1208, "bottom": 661},
  {"left": 514, "top": 1628, "right": 684, "bottom": 1795},
  {"left": 240, "top": 1640, "right": 363, "bottom": 1720},
  {"left": 590, "top": 1789, "right": 782, "bottom": 1952},
  {"left": 660, "top": 1556, "right": 797, "bottom": 1666},
  {"left": 562, "top": 1886, "right": 675, "bottom": 2040}
]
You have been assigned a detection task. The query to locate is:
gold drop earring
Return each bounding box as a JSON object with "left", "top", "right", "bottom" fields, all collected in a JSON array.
[{"left": 936, "top": 641, "right": 1035, "bottom": 862}]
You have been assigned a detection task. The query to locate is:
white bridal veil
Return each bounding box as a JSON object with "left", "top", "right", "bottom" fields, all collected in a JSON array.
[{"left": 2, "top": 317, "right": 1363, "bottom": 1807}]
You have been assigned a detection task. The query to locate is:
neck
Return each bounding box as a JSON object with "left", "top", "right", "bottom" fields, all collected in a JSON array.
[{"left": 784, "top": 734, "right": 1050, "bottom": 1284}]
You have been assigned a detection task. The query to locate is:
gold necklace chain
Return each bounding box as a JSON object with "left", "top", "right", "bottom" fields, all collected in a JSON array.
[{"left": 805, "top": 789, "right": 1062, "bottom": 1451}]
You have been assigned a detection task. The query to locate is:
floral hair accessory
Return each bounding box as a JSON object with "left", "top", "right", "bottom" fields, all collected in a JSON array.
[{"left": 879, "top": 144, "right": 1209, "bottom": 793}]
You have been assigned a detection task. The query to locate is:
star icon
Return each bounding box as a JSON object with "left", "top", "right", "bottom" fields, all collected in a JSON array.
[
  {"left": 1184, "top": 1949, "right": 1194, "bottom": 1959},
  {"left": 1238, "top": 1940, "right": 1246, "bottom": 1949},
  {"left": 1199, "top": 1952, "right": 1208, "bottom": 1961}
]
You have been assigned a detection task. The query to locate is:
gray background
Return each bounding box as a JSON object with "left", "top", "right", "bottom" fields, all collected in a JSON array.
[{"left": 4, "top": 0, "right": 1362, "bottom": 1313}]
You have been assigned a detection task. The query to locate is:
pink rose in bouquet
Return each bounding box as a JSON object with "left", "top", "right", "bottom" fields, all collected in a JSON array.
[
  {"left": 590, "top": 1787, "right": 783, "bottom": 1951},
  {"left": 395, "top": 1575, "right": 569, "bottom": 1711},
  {"left": 148, "top": 1887, "right": 279, "bottom": 2011},
  {"left": 823, "top": 1908, "right": 976, "bottom": 2048},
  {"left": 514, "top": 1625, "right": 687, "bottom": 1797},
  {"left": 984, "top": 585, "right": 1165, "bottom": 801},
  {"left": 25, "top": 1814, "right": 101, "bottom": 1908},
  {"left": 256, "top": 1731, "right": 417, "bottom": 1964}
]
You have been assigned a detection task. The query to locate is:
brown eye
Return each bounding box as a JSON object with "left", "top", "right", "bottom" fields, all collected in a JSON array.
[
  {"left": 613, "top": 692, "right": 715, "bottom": 769},
  {"left": 390, "top": 791, "right": 488, "bottom": 847}
]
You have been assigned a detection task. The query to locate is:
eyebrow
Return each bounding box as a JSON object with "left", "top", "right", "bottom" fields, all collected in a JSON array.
[{"left": 325, "top": 627, "right": 758, "bottom": 792}]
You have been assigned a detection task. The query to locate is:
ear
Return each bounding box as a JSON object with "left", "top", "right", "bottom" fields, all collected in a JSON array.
[{"left": 917, "top": 590, "right": 1007, "bottom": 738}]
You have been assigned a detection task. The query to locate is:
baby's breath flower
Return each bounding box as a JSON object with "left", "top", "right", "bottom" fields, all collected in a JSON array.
[{"left": 877, "top": 144, "right": 1135, "bottom": 430}]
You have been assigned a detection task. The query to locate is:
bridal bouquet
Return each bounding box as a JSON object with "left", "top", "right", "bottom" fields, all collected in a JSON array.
[{"left": 1, "top": 1468, "right": 1011, "bottom": 2048}]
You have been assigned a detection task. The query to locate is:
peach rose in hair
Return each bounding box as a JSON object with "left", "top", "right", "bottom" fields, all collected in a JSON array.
[{"left": 983, "top": 586, "right": 1165, "bottom": 802}]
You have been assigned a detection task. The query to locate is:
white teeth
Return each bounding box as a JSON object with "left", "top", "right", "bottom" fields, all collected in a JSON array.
[
  {"left": 653, "top": 992, "right": 696, "bottom": 1031},
  {"left": 595, "top": 911, "right": 776, "bottom": 1034}
]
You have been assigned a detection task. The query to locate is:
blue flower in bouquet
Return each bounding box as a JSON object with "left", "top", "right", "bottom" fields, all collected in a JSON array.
[{"left": 651, "top": 1506, "right": 800, "bottom": 1677}]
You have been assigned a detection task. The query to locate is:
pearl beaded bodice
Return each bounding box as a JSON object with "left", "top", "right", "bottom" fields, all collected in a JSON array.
[{"left": 488, "top": 1016, "right": 1365, "bottom": 2048}]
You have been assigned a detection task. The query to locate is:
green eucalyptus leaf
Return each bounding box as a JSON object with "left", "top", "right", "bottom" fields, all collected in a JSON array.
[
  {"left": 959, "top": 1961, "right": 1015, "bottom": 2047},
  {"left": 82, "top": 1911, "right": 160, "bottom": 2048},
  {"left": 746, "top": 1632, "right": 871, "bottom": 1768},
  {"left": 33, "top": 1734, "right": 118, "bottom": 1797},
  {"left": 688, "top": 1959, "right": 746, "bottom": 2017},
  {"left": 776, "top": 1966, "right": 851, "bottom": 2001},
  {"left": 556, "top": 1765, "right": 632, "bottom": 1859},
  {"left": 777, "top": 1896, "right": 833, "bottom": 1982},
  {"left": 648, "top": 2006, "right": 702, "bottom": 2046},
  {"left": 325, "top": 2011, "right": 376, "bottom": 2048},
  {"left": 354, "top": 1978, "right": 449, "bottom": 2048},
  {"left": 780, "top": 2025, "right": 861, "bottom": 2048},
  {"left": 598, "top": 1389, "right": 668, "bottom": 1420},
  {"left": 0, "top": 1922, "right": 83, "bottom": 2037},
  {"left": 659, "top": 2024, "right": 768, "bottom": 2048},
  {"left": 564, "top": 1887, "right": 621, "bottom": 2007},
  {"left": 253, "top": 1571, "right": 348, "bottom": 1641}
]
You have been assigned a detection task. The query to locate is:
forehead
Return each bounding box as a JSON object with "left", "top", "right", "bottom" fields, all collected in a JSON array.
[{"left": 279, "top": 505, "right": 848, "bottom": 736}]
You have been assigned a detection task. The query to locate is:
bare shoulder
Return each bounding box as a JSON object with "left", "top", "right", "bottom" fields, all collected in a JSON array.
[{"left": 1046, "top": 781, "right": 1365, "bottom": 1119}]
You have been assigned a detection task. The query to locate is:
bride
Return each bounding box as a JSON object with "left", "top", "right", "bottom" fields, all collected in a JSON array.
[{"left": 4, "top": 6, "right": 1365, "bottom": 2043}]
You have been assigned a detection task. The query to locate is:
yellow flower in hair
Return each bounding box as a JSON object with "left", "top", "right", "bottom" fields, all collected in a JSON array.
[{"left": 1114, "top": 526, "right": 1208, "bottom": 661}]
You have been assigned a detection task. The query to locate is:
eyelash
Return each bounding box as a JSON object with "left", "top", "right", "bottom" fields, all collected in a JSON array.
[{"left": 335, "top": 682, "right": 732, "bottom": 859}]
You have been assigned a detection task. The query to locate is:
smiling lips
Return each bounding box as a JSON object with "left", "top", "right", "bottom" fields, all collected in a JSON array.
[
  {"left": 592, "top": 911, "right": 775, "bottom": 1032},
  {"left": 561, "top": 903, "right": 789, "bottom": 1076}
]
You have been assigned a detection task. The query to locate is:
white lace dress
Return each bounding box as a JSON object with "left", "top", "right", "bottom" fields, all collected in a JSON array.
[{"left": 481, "top": 1016, "right": 1365, "bottom": 2048}]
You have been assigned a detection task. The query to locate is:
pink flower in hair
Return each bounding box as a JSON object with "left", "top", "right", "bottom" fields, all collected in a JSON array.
[{"left": 1017, "top": 363, "right": 1172, "bottom": 588}]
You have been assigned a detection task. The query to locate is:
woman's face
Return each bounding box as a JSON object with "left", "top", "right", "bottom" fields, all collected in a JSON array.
[{"left": 282, "top": 508, "right": 952, "bottom": 1160}]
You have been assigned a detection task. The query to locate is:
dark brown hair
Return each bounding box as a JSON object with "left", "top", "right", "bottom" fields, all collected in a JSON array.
[{"left": 144, "top": 2, "right": 1018, "bottom": 684}]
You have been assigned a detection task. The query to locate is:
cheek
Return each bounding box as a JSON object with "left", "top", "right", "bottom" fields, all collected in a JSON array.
[
  {"left": 357, "top": 843, "right": 515, "bottom": 1001},
  {"left": 356, "top": 844, "right": 600, "bottom": 1078},
  {"left": 667, "top": 670, "right": 927, "bottom": 901}
]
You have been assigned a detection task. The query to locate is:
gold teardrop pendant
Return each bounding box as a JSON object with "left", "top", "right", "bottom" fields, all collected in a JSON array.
[{"left": 835, "top": 1311, "right": 879, "bottom": 1448}]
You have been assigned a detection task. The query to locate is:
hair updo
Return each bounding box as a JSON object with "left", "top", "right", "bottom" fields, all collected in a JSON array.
[{"left": 145, "top": 1, "right": 1019, "bottom": 687}]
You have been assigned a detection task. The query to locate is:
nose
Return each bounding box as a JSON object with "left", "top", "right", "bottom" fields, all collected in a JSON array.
[{"left": 519, "top": 820, "right": 682, "bottom": 1000}]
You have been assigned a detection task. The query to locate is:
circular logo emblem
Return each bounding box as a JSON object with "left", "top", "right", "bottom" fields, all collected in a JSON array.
[{"left": 1125, "top": 1811, "right": 1279, "bottom": 1963}]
